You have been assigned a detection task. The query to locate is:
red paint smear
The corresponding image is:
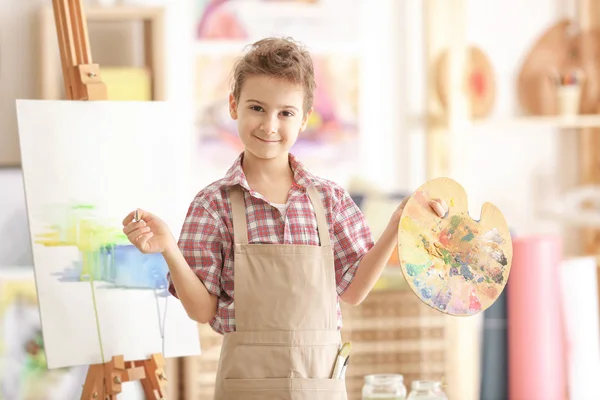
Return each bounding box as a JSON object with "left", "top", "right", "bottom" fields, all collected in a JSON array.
[
  {"left": 438, "top": 229, "right": 452, "bottom": 247},
  {"left": 469, "top": 289, "right": 482, "bottom": 311}
]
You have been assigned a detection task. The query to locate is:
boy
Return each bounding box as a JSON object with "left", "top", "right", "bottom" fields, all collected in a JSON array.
[{"left": 122, "top": 37, "right": 447, "bottom": 399}]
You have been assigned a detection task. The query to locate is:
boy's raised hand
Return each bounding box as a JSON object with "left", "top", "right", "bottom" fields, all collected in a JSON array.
[
  {"left": 122, "top": 209, "right": 177, "bottom": 254},
  {"left": 391, "top": 196, "right": 448, "bottom": 228}
]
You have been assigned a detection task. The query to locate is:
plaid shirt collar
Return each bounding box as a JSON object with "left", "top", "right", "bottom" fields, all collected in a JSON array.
[{"left": 222, "top": 152, "right": 316, "bottom": 191}]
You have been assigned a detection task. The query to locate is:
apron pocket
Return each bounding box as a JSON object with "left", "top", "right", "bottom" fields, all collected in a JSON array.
[
  {"left": 222, "top": 378, "right": 347, "bottom": 400},
  {"left": 220, "top": 344, "right": 292, "bottom": 379},
  {"left": 292, "top": 343, "right": 341, "bottom": 378}
]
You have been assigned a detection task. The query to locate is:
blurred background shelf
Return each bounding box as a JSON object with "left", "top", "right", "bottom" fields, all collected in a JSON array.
[
  {"left": 38, "top": 5, "right": 165, "bottom": 101},
  {"left": 410, "top": 113, "right": 600, "bottom": 130}
]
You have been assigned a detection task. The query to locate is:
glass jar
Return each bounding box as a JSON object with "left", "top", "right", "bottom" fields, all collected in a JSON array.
[
  {"left": 362, "top": 374, "right": 407, "bottom": 400},
  {"left": 407, "top": 380, "right": 448, "bottom": 400}
]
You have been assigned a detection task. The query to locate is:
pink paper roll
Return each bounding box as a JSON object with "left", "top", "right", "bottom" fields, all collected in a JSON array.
[{"left": 508, "top": 235, "right": 567, "bottom": 400}]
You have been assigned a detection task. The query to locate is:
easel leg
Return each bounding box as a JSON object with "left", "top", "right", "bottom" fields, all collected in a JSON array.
[
  {"left": 81, "top": 356, "right": 125, "bottom": 400},
  {"left": 81, "top": 364, "right": 105, "bottom": 399},
  {"left": 140, "top": 353, "right": 168, "bottom": 399}
]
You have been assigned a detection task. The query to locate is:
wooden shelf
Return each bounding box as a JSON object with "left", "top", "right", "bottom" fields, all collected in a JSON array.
[
  {"left": 41, "top": 5, "right": 164, "bottom": 21},
  {"left": 409, "top": 114, "right": 600, "bottom": 130},
  {"left": 472, "top": 115, "right": 600, "bottom": 129}
]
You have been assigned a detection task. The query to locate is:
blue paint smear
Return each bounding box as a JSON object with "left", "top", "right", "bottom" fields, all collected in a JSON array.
[
  {"left": 459, "top": 262, "right": 474, "bottom": 281},
  {"left": 461, "top": 231, "right": 474, "bottom": 242},
  {"left": 432, "top": 287, "right": 452, "bottom": 311},
  {"left": 111, "top": 245, "right": 169, "bottom": 289},
  {"left": 67, "top": 245, "right": 169, "bottom": 289},
  {"left": 420, "top": 286, "right": 433, "bottom": 299}
]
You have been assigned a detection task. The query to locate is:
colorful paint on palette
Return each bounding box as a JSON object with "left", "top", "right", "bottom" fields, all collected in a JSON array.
[
  {"left": 398, "top": 183, "right": 511, "bottom": 316},
  {"left": 34, "top": 203, "right": 167, "bottom": 291}
]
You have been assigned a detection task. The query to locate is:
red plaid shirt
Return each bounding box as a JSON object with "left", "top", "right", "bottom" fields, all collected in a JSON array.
[{"left": 168, "top": 153, "right": 374, "bottom": 334}]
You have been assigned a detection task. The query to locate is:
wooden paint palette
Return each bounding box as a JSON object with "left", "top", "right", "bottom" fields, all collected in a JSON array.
[{"left": 397, "top": 178, "right": 512, "bottom": 316}]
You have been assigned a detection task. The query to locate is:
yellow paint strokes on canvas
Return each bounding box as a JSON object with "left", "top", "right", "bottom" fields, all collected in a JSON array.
[{"left": 33, "top": 204, "right": 128, "bottom": 282}]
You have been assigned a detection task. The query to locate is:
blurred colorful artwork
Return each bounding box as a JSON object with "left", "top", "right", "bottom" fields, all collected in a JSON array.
[
  {"left": 16, "top": 100, "right": 201, "bottom": 369},
  {"left": 398, "top": 177, "right": 512, "bottom": 316},
  {"left": 195, "top": 0, "right": 358, "bottom": 43},
  {"left": 34, "top": 203, "right": 168, "bottom": 290},
  {"left": 194, "top": 53, "right": 359, "bottom": 171},
  {"left": 0, "top": 269, "right": 86, "bottom": 400}
]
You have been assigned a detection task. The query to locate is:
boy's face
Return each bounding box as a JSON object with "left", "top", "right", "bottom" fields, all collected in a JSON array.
[{"left": 229, "top": 74, "right": 312, "bottom": 161}]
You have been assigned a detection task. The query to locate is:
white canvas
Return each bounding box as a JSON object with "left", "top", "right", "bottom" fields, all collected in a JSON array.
[{"left": 15, "top": 99, "right": 201, "bottom": 369}]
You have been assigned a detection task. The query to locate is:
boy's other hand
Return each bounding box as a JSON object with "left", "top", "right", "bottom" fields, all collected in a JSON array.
[
  {"left": 390, "top": 196, "right": 448, "bottom": 228},
  {"left": 122, "top": 209, "right": 177, "bottom": 254}
]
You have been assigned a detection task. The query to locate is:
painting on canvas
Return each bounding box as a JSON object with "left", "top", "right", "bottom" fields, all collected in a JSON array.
[{"left": 15, "top": 100, "right": 201, "bottom": 369}]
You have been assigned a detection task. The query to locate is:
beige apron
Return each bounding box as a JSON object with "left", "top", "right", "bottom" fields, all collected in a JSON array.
[{"left": 213, "top": 185, "right": 348, "bottom": 400}]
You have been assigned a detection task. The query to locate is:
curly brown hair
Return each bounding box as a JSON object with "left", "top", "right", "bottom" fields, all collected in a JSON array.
[{"left": 231, "top": 37, "right": 316, "bottom": 114}]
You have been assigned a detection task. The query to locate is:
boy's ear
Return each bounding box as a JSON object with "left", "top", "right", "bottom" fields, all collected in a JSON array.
[
  {"left": 300, "top": 107, "right": 314, "bottom": 132},
  {"left": 229, "top": 93, "right": 238, "bottom": 120}
]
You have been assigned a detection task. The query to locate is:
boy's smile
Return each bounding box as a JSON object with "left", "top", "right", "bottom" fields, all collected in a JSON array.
[{"left": 253, "top": 135, "right": 282, "bottom": 143}]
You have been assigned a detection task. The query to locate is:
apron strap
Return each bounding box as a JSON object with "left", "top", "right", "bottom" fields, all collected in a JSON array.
[
  {"left": 229, "top": 185, "right": 249, "bottom": 245},
  {"left": 306, "top": 185, "right": 331, "bottom": 247}
]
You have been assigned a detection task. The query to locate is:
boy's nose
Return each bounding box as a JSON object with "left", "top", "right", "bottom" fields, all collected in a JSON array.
[{"left": 260, "top": 116, "right": 279, "bottom": 135}]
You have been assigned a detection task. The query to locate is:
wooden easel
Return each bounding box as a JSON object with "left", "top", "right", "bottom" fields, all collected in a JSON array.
[{"left": 51, "top": 0, "right": 168, "bottom": 398}]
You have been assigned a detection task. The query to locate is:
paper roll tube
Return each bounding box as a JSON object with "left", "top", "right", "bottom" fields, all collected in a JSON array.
[{"left": 507, "top": 235, "right": 567, "bottom": 400}]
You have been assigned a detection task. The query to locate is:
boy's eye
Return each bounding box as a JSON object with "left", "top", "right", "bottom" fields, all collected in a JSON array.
[
  {"left": 281, "top": 111, "right": 294, "bottom": 117},
  {"left": 249, "top": 105, "right": 264, "bottom": 112}
]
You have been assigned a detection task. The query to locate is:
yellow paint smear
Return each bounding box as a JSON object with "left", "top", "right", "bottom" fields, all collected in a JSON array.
[
  {"left": 400, "top": 216, "right": 433, "bottom": 265},
  {"left": 401, "top": 215, "right": 420, "bottom": 234}
]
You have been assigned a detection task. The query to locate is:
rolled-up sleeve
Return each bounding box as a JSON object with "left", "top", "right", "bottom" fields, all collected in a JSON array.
[
  {"left": 168, "top": 200, "right": 223, "bottom": 299},
  {"left": 332, "top": 190, "right": 374, "bottom": 296}
]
